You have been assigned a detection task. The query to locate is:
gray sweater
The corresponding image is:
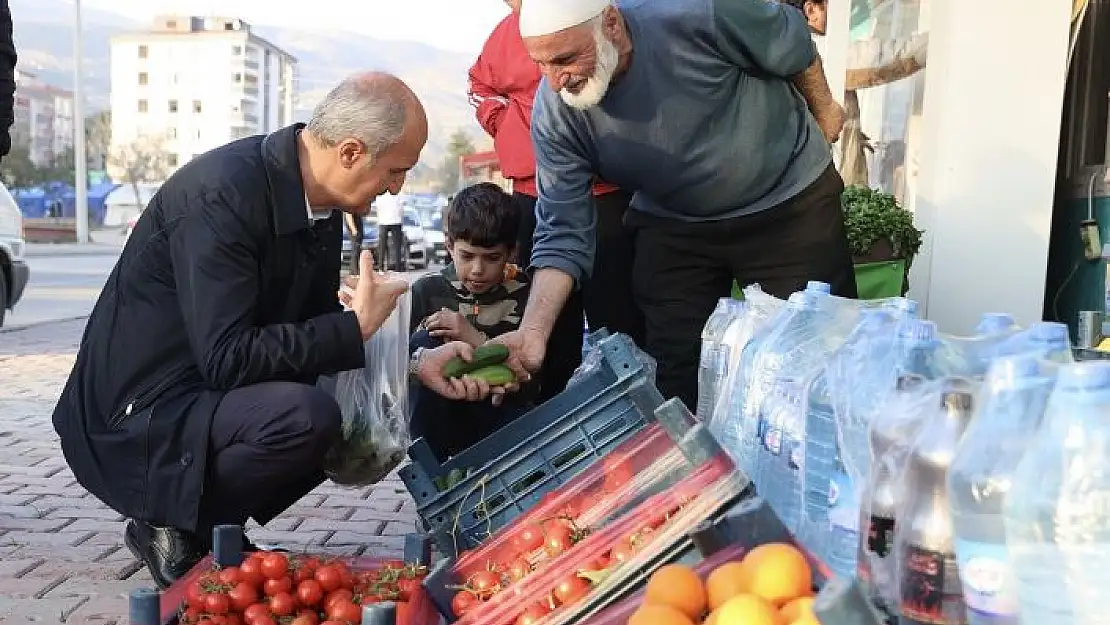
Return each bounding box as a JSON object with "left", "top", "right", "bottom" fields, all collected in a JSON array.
[{"left": 530, "top": 0, "right": 832, "bottom": 282}]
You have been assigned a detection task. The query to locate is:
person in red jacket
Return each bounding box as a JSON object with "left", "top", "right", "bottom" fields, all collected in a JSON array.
[{"left": 468, "top": 0, "right": 645, "bottom": 402}]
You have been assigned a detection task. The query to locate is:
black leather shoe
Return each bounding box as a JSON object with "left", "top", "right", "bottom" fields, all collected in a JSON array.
[{"left": 124, "top": 519, "right": 207, "bottom": 589}]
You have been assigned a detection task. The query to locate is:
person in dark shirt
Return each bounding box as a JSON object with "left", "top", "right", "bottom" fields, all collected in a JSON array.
[
  {"left": 408, "top": 183, "right": 535, "bottom": 459},
  {"left": 0, "top": 0, "right": 17, "bottom": 161}
]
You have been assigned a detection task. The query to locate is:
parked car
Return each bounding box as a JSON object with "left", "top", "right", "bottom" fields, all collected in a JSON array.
[
  {"left": 424, "top": 211, "right": 447, "bottom": 264},
  {"left": 341, "top": 215, "right": 380, "bottom": 269},
  {"left": 0, "top": 182, "right": 30, "bottom": 327},
  {"left": 403, "top": 208, "right": 429, "bottom": 270}
]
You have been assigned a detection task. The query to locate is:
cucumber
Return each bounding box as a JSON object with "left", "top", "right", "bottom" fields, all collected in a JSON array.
[
  {"left": 466, "top": 364, "right": 516, "bottom": 386},
  {"left": 442, "top": 343, "right": 511, "bottom": 378}
]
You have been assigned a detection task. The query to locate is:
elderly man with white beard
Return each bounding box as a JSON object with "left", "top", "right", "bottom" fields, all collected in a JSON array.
[{"left": 491, "top": 0, "right": 858, "bottom": 412}]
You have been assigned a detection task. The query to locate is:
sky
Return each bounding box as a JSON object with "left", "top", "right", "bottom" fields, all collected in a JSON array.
[{"left": 82, "top": 0, "right": 511, "bottom": 53}]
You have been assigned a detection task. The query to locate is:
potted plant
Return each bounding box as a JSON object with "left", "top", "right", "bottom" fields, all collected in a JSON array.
[{"left": 841, "top": 185, "right": 924, "bottom": 298}]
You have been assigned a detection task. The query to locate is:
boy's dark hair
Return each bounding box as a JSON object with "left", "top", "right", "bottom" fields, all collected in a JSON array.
[
  {"left": 781, "top": 0, "right": 822, "bottom": 8},
  {"left": 445, "top": 183, "right": 520, "bottom": 249}
]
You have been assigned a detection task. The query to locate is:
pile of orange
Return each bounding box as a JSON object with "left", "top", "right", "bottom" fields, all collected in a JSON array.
[{"left": 627, "top": 543, "right": 816, "bottom": 625}]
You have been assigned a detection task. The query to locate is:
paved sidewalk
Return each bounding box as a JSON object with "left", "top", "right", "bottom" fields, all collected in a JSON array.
[{"left": 0, "top": 319, "right": 420, "bottom": 624}]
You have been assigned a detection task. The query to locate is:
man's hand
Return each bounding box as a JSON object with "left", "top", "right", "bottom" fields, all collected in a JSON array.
[
  {"left": 415, "top": 341, "right": 519, "bottom": 404},
  {"left": 339, "top": 250, "right": 409, "bottom": 340},
  {"left": 814, "top": 100, "right": 847, "bottom": 144},
  {"left": 489, "top": 328, "right": 546, "bottom": 384},
  {"left": 422, "top": 308, "right": 485, "bottom": 347}
]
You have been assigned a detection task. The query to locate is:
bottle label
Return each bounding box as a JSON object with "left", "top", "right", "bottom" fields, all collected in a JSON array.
[
  {"left": 955, "top": 539, "right": 1020, "bottom": 619},
  {"left": 900, "top": 545, "right": 968, "bottom": 625},
  {"left": 867, "top": 515, "right": 895, "bottom": 558}
]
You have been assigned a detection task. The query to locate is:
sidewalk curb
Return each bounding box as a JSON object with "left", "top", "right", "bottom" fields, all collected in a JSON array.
[
  {"left": 24, "top": 245, "right": 123, "bottom": 258},
  {"left": 0, "top": 315, "right": 89, "bottom": 334}
]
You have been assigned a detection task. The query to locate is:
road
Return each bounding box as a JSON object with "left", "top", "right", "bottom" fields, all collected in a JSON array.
[
  {"left": 4, "top": 249, "right": 437, "bottom": 330},
  {"left": 5, "top": 253, "right": 121, "bottom": 329}
]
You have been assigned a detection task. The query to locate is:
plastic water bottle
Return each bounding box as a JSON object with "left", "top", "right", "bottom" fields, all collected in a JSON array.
[
  {"left": 897, "top": 380, "right": 975, "bottom": 625},
  {"left": 754, "top": 291, "right": 837, "bottom": 534},
  {"left": 975, "top": 313, "right": 1017, "bottom": 335},
  {"left": 859, "top": 319, "right": 941, "bottom": 608},
  {"left": 948, "top": 356, "right": 1055, "bottom": 625},
  {"left": 697, "top": 298, "right": 739, "bottom": 421},
  {"left": 807, "top": 280, "right": 832, "bottom": 294},
  {"left": 803, "top": 309, "right": 893, "bottom": 574},
  {"left": 1020, "top": 321, "right": 1072, "bottom": 361},
  {"left": 1006, "top": 362, "right": 1110, "bottom": 625},
  {"left": 882, "top": 297, "right": 919, "bottom": 318}
]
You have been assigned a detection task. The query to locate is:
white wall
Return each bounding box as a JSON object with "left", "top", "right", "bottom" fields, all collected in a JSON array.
[{"left": 908, "top": 0, "right": 1073, "bottom": 333}]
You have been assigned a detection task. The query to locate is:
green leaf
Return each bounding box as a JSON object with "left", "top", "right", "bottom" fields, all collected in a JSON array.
[{"left": 841, "top": 185, "right": 924, "bottom": 264}]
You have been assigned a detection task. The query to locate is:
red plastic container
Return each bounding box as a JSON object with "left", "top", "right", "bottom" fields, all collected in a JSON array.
[
  {"left": 160, "top": 553, "right": 442, "bottom": 625},
  {"left": 452, "top": 454, "right": 740, "bottom": 625}
]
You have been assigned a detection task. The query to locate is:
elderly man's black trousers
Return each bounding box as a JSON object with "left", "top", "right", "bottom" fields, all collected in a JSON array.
[{"left": 625, "top": 164, "right": 858, "bottom": 411}]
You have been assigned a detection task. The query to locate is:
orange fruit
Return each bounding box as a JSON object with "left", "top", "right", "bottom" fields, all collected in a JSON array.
[
  {"left": 780, "top": 596, "right": 815, "bottom": 622},
  {"left": 705, "top": 562, "right": 748, "bottom": 611},
  {"left": 643, "top": 564, "right": 707, "bottom": 620},
  {"left": 788, "top": 615, "right": 821, "bottom": 625},
  {"left": 714, "top": 594, "right": 784, "bottom": 625},
  {"left": 737, "top": 543, "right": 812, "bottom": 606},
  {"left": 627, "top": 604, "right": 695, "bottom": 625}
]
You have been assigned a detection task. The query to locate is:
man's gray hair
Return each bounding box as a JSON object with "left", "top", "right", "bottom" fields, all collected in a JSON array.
[{"left": 305, "top": 77, "right": 408, "bottom": 158}]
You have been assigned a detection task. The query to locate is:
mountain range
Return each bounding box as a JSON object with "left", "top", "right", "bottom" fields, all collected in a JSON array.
[{"left": 9, "top": 0, "right": 491, "bottom": 165}]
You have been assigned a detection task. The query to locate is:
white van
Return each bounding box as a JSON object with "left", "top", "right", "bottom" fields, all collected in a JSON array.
[{"left": 0, "top": 182, "right": 29, "bottom": 327}]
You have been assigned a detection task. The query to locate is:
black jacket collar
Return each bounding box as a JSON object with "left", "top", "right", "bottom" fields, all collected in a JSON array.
[{"left": 261, "top": 123, "right": 312, "bottom": 236}]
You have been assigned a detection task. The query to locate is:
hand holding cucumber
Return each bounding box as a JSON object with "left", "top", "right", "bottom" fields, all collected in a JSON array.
[
  {"left": 415, "top": 341, "right": 518, "bottom": 404},
  {"left": 439, "top": 342, "right": 525, "bottom": 405}
]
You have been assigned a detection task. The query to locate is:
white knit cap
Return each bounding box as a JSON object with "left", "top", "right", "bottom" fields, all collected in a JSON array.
[{"left": 519, "top": 0, "right": 610, "bottom": 37}]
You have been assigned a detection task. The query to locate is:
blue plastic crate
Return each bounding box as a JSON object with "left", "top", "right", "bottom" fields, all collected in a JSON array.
[{"left": 398, "top": 332, "right": 663, "bottom": 552}]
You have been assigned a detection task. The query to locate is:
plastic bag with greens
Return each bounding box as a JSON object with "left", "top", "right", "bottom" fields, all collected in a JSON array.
[{"left": 321, "top": 285, "right": 412, "bottom": 487}]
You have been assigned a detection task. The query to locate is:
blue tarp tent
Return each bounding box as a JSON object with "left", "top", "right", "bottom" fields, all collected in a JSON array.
[{"left": 13, "top": 180, "right": 118, "bottom": 225}]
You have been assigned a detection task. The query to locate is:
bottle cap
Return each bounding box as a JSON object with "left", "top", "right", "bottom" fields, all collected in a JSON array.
[
  {"left": 896, "top": 373, "right": 925, "bottom": 390},
  {"left": 1029, "top": 321, "right": 1069, "bottom": 344},
  {"left": 1058, "top": 362, "right": 1110, "bottom": 392},
  {"left": 897, "top": 319, "right": 937, "bottom": 343},
  {"left": 806, "top": 281, "right": 832, "bottom": 294},
  {"left": 978, "top": 312, "right": 1015, "bottom": 332}
]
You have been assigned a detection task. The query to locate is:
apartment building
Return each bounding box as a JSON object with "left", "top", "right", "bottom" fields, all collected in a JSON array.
[
  {"left": 108, "top": 15, "right": 298, "bottom": 177},
  {"left": 12, "top": 70, "right": 75, "bottom": 166}
]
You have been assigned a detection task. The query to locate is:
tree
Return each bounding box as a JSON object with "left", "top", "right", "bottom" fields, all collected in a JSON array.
[
  {"left": 108, "top": 137, "right": 172, "bottom": 211},
  {"left": 85, "top": 111, "right": 111, "bottom": 171},
  {"left": 437, "top": 129, "right": 476, "bottom": 192},
  {"left": 0, "top": 143, "right": 47, "bottom": 188}
]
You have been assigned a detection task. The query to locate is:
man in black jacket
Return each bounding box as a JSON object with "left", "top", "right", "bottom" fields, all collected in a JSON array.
[
  {"left": 0, "top": 0, "right": 17, "bottom": 161},
  {"left": 52, "top": 73, "right": 508, "bottom": 588}
]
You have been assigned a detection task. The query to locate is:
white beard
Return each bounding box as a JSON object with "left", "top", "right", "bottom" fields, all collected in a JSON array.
[{"left": 559, "top": 25, "right": 619, "bottom": 110}]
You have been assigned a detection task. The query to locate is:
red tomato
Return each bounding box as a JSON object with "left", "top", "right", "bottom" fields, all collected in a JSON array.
[
  {"left": 268, "top": 592, "right": 297, "bottom": 617},
  {"left": 186, "top": 581, "right": 206, "bottom": 609},
  {"left": 227, "top": 582, "right": 259, "bottom": 612},
  {"left": 514, "top": 524, "right": 545, "bottom": 553},
  {"left": 239, "top": 558, "right": 266, "bottom": 587},
  {"left": 241, "top": 603, "right": 272, "bottom": 624},
  {"left": 327, "top": 599, "right": 363, "bottom": 623},
  {"left": 290, "top": 615, "right": 320, "bottom": 625},
  {"left": 396, "top": 577, "right": 420, "bottom": 601},
  {"left": 324, "top": 588, "right": 354, "bottom": 611},
  {"left": 217, "top": 566, "right": 242, "bottom": 586},
  {"left": 609, "top": 539, "right": 637, "bottom": 564},
  {"left": 296, "top": 579, "right": 325, "bottom": 607},
  {"left": 544, "top": 525, "right": 576, "bottom": 558},
  {"left": 259, "top": 553, "right": 289, "bottom": 580},
  {"left": 251, "top": 617, "right": 277, "bottom": 625},
  {"left": 315, "top": 564, "right": 344, "bottom": 592},
  {"left": 293, "top": 563, "right": 317, "bottom": 584},
  {"left": 553, "top": 574, "right": 591, "bottom": 605},
  {"left": 516, "top": 601, "right": 553, "bottom": 625},
  {"left": 468, "top": 570, "right": 501, "bottom": 599},
  {"left": 506, "top": 557, "right": 532, "bottom": 582},
  {"left": 263, "top": 576, "right": 292, "bottom": 596},
  {"left": 203, "top": 592, "right": 230, "bottom": 615},
  {"left": 452, "top": 590, "right": 480, "bottom": 616}
]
